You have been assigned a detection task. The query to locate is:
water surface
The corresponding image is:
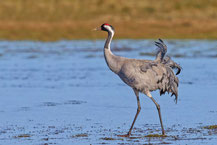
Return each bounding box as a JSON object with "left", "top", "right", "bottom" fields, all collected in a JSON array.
[{"left": 0, "top": 39, "right": 216, "bottom": 145}]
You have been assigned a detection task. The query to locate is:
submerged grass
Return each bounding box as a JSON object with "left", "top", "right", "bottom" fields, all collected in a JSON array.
[
  {"left": 13, "top": 134, "right": 32, "bottom": 138},
  {"left": 144, "top": 134, "right": 168, "bottom": 138},
  {"left": 204, "top": 125, "right": 217, "bottom": 129},
  {"left": 72, "top": 133, "right": 88, "bottom": 138},
  {"left": 100, "top": 137, "right": 124, "bottom": 141},
  {"left": 100, "top": 137, "right": 116, "bottom": 140},
  {"left": 0, "top": 0, "right": 217, "bottom": 40}
]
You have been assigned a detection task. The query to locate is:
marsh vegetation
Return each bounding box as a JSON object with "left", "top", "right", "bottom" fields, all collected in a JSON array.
[{"left": 0, "top": 0, "right": 217, "bottom": 40}]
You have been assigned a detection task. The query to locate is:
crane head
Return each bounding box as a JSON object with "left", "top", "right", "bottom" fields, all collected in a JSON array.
[{"left": 93, "top": 23, "right": 114, "bottom": 32}]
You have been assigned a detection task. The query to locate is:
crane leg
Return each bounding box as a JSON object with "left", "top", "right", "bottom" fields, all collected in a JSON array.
[
  {"left": 147, "top": 92, "right": 165, "bottom": 135},
  {"left": 117, "top": 89, "right": 141, "bottom": 137}
]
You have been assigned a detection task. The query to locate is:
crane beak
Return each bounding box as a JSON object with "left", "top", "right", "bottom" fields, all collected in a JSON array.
[{"left": 93, "top": 27, "right": 101, "bottom": 31}]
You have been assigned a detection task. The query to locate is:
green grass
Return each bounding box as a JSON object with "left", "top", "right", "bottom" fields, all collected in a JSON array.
[
  {"left": 204, "top": 125, "right": 217, "bottom": 129},
  {"left": 0, "top": 0, "right": 217, "bottom": 40}
]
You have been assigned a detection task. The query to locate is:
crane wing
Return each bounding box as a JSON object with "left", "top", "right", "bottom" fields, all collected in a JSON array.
[
  {"left": 155, "top": 39, "right": 167, "bottom": 62},
  {"left": 140, "top": 62, "right": 158, "bottom": 73},
  {"left": 154, "top": 39, "right": 182, "bottom": 75},
  {"left": 140, "top": 61, "right": 179, "bottom": 103}
]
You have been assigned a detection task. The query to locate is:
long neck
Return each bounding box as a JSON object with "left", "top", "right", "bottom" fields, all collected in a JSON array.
[
  {"left": 104, "top": 30, "right": 122, "bottom": 74},
  {"left": 104, "top": 31, "right": 114, "bottom": 49}
]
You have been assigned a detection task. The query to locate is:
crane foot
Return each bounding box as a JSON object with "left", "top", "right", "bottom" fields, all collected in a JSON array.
[{"left": 162, "top": 130, "right": 165, "bottom": 136}]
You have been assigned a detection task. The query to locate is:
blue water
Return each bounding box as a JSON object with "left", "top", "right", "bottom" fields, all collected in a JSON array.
[{"left": 0, "top": 40, "right": 216, "bottom": 145}]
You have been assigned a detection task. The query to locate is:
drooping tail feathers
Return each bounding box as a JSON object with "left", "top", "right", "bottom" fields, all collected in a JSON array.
[
  {"left": 159, "top": 66, "right": 179, "bottom": 103},
  {"left": 166, "top": 66, "right": 179, "bottom": 103},
  {"left": 155, "top": 39, "right": 182, "bottom": 75},
  {"left": 155, "top": 39, "right": 181, "bottom": 103},
  {"left": 162, "top": 56, "right": 182, "bottom": 75}
]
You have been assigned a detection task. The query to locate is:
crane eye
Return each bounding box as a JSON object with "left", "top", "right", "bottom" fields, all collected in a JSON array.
[{"left": 101, "top": 25, "right": 108, "bottom": 31}]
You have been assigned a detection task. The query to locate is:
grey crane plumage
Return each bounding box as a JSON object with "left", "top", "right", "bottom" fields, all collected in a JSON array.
[{"left": 95, "top": 23, "right": 181, "bottom": 137}]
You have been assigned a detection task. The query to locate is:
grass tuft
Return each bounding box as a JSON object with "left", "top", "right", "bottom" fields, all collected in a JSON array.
[
  {"left": 13, "top": 134, "right": 31, "bottom": 138},
  {"left": 204, "top": 125, "right": 217, "bottom": 129}
]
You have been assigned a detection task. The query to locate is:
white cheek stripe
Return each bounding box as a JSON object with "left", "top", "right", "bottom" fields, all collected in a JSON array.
[{"left": 104, "top": 25, "right": 114, "bottom": 34}]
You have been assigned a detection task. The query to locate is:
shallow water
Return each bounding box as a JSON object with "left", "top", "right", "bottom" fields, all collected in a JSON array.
[{"left": 0, "top": 39, "right": 216, "bottom": 145}]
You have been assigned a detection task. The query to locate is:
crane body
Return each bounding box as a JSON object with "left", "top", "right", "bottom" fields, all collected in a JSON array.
[{"left": 95, "top": 23, "right": 181, "bottom": 137}]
